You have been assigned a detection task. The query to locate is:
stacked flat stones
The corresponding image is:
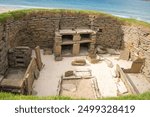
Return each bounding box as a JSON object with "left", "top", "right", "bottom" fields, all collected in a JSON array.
[
  {"left": 0, "top": 24, "right": 8, "bottom": 75},
  {"left": 8, "top": 46, "right": 32, "bottom": 68}
]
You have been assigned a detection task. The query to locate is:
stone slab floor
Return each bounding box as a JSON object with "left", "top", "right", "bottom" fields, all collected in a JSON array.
[{"left": 32, "top": 51, "right": 150, "bottom": 98}]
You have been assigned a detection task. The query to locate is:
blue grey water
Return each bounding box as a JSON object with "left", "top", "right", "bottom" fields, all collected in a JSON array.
[{"left": 0, "top": 0, "right": 150, "bottom": 23}]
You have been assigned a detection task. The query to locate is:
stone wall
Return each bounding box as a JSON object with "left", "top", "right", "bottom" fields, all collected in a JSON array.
[
  {"left": 0, "top": 23, "right": 8, "bottom": 75},
  {"left": 60, "top": 12, "right": 90, "bottom": 29},
  {"left": 8, "top": 46, "right": 32, "bottom": 68},
  {"left": 4, "top": 12, "right": 123, "bottom": 49},
  {"left": 0, "top": 10, "right": 150, "bottom": 78},
  {"left": 122, "top": 26, "right": 150, "bottom": 78},
  {"left": 93, "top": 15, "right": 123, "bottom": 48}
]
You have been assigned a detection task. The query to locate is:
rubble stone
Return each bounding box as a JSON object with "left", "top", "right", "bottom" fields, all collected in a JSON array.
[
  {"left": 65, "top": 71, "right": 74, "bottom": 77},
  {"left": 96, "top": 45, "right": 107, "bottom": 54}
]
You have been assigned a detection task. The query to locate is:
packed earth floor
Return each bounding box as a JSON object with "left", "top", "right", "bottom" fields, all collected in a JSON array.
[{"left": 32, "top": 50, "right": 150, "bottom": 98}]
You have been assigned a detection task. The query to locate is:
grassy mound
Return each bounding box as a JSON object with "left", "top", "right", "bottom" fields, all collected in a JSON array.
[
  {"left": 0, "top": 92, "right": 150, "bottom": 100},
  {"left": 0, "top": 9, "right": 150, "bottom": 28}
]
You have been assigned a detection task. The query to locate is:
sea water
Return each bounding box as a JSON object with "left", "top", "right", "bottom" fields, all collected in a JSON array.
[{"left": 0, "top": 0, "right": 150, "bottom": 22}]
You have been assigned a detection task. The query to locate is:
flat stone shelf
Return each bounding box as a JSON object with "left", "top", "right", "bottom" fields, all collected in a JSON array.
[
  {"left": 54, "top": 29, "right": 96, "bottom": 58},
  {"left": 79, "top": 39, "right": 93, "bottom": 43},
  {"left": 59, "top": 29, "right": 76, "bottom": 35},
  {"left": 59, "top": 29, "right": 95, "bottom": 35},
  {"left": 61, "top": 40, "right": 74, "bottom": 45},
  {"left": 75, "top": 29, "right": 96, "bottom": 34},
  {"left": 61, "top": 40, "right": 92, "bottom": 45}
]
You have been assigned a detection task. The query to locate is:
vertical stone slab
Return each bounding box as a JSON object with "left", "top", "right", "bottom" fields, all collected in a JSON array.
[
  {"left": 73, "top": 34, "right": 81, "bottom": 41},
  {"left": 35, "top": 46, "right": 43, "bottom": 71},
  {"left": 55, "top": 32, "right": 62, "bottom": 42},
  {"left": 130, "top": 58, "right": 145, "bottom": 73},
  {"left": 116, "top": 64, "right": 137, "bottom": 94},
  {"left": 119, "top": 49, "right": 130, "bottom": 60},
  {"left": 73, "top": 43, "right": 80, "bottom": 56},
  {"left": 24, "top": 58, "right": 39, "bottom": 95},
  {"left": 54, "top": 45, "right": 62, "bottom": 56}
]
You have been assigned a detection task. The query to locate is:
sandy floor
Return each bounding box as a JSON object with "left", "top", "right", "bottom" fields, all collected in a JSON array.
[
  {"left": 90, "top": 55, "right": 132, "bottom": 97},
  {"left": 33, "top": 51, "right": 134, "bottom": 97}
]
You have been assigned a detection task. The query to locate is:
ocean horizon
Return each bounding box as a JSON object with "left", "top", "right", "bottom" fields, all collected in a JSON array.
[{"left": 0, "top": 0, "right": 150, "bottom": 23}]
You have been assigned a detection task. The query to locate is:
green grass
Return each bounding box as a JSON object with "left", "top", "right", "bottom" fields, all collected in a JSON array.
[
  {"left": 116, "top": 17, "right": 150, "bottom": 28},
  {"left": 0, "top": 92, "right": 150, "bottom": 100},
  {"left": 103, "top": 92, "right": 150, "bottom": 100},
  {"left": 0, "top": 12, "right": 13, "bottom": 23},
  {"left": 0, "top": 8, "right": 150, "bottom": 28},
  {"left": 0, "top": 92, "right": 73, "bottom": 100}
]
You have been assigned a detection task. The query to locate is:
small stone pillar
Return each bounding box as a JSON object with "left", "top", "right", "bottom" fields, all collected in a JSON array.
[
  {"left": 73, "top": 34, "right": 81, "bottom": 41},
  {"left": 54, "top": 45, "right": 62, "bottom": 56},
  {"left": 54, "top": 32, "right": 62, "bottom": 57},
  {"left": 73, "top": 43, "right": 80, "bottom": 56}
]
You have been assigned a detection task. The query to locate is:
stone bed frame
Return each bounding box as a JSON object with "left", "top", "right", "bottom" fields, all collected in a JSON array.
[{"left": 0, "top": 46, "right": 42, "bottom": 94}]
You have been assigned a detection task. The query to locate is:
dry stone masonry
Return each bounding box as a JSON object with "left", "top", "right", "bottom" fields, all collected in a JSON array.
[
  {"left": 0, "top": 24, "right": 8, "bottom": 75},
  {"left": 122, "top": 26, "right": 150, "bottom": 78},
  {"left": 8, "top": 46, "right": 32, "bottom": 68},
  {"left": 0, "top": 10, "right": 150, "bottom": 90},
  {"left": 54, "top": 29, "right": 96, "bottom": 59}
]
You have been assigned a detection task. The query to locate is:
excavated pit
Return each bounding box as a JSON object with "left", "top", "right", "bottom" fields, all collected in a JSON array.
[{"left": 0, "top": 10, "right": 150, "bottom": 99}]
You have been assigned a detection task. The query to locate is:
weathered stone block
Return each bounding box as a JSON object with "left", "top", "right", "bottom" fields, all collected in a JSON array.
[
  {"left": 73, "top": 34, "right": 81, "bottom": 41},
  {"left": 65, "top": 71, "right": 74, "bottom": 77},
  {"left": 54, "top": 45, "right": 61, "bottom": 56},
  {"left": 73, "top": 44, "right": 80, "bottom": 56}
]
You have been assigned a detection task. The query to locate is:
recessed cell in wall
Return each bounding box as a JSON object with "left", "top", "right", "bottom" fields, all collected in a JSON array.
[
  {"left": 80, "top": 34, "right": 91, "bottom": 40},
  {"left": 98, "top": 28, "right": 103, "bottom": 33},
  {"left": 61, "top": 44, "right": 73, "bottom": 56},
  {"left": 62, "top": 35, "right": 73, "bottom": 42},
  {"left": 80, "top": 43, "right": 90, "bottom": 55}
]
